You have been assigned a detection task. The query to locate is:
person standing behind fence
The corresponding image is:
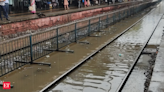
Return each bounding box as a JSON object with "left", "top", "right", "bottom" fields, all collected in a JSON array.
[
  {"left": 84, "top": 0, "right": 87, "bottom": 7},
  {"left": 78, "top": 0, "right": 81, "bottom": 8},
  {"left": 4, "top": 0, "right": 9, "bottom": 14},
  {"left": 112, "top": 0, "right": 115, "bottom": 4},
  {"left": 90, "top": 0, "right": 93, "bottom": 6},
  {"left": 55, "top": 0, "right": 59, "bottom": 8},
  {"left": 68, "top": 0, "right": 70, "bottom": 7},
  {"left": 87, "top": 0, "right": 90, "bottom": 6},
  {"left": 52, "top": 0, "right": 59, "bottom": 8},
  {"left": 64, "top": 0, "right": 69, "bottom": 10},
  {"left": 30, "top": 0, "right": 36, "bottom": 13},
  {"left": 0, "top": 0, "right": 9, "bottom": 21},
  {"left": 82, "top": 0, "right": 84, "bottom": 7}
]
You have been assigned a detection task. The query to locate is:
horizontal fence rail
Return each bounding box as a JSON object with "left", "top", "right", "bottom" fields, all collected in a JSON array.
[{"left": 0, "top": 1, "right": 157, "bottom": 78}]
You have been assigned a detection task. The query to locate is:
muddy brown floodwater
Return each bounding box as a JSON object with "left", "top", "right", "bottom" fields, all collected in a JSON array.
[{"left": 49, "top": 1, "right": 164, "bottom": 92}]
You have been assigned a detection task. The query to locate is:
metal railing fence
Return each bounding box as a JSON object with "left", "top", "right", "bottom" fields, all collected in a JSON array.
[{"left": 0, "top": 1, "right": 156, "bottom": 77}]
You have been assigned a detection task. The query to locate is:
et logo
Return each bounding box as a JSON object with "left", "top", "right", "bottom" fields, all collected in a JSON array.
[{"left": 3, "top": 82, "right": 11, "bottom": 89}]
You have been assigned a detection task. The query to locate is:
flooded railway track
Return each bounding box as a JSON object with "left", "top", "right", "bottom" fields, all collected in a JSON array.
[
  {"left": 0, "top": 1, "right": 154, "bottom": 78},
  {"left": 40, "top": 2, "right": 163, "bottom": 92},
  {"left": 0, "top": 1, "right": 160, "bottom": 92}
]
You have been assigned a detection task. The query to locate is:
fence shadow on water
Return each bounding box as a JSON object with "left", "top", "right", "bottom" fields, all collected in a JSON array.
[{"left": 0, "top": 1, "right": 155, "bottom": 77}]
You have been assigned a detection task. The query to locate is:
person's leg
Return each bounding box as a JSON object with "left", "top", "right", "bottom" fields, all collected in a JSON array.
[
  {"left": 67, "top": 5, "right": 69, "bottom": 9},
  {"left": 68, "top": 1, "right": 70, "bottom": 7},
  {"left": 0, "top": 6, "right": 2, "bottom": 20},
  {"left": 1, "top": 6, "right": 9, "bottom": 20},
  {"left": 56, "top": 2, "right": 59, "bottom": 8},
  {"left": 5, "top": 3, "right": 9, "bottom": 14},
  {"left": 64, "top": 5, "right": 66, "bottom": 10},
  {"left": 78, "top": 1, "right": 80, "bottom": 8},
  {"left": 91, "top": 0, "right": 93, "bottom": 6}
]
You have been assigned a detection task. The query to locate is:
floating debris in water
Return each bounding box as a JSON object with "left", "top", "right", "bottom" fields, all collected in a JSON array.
[
  {"left": 118, "top": 54, "right": 122, "bottom": 57},
  {"left": 0, "top": 80, "right": 3, "bottom": 84},
  {"left": 46, "top": 55, "right": 50, "bottom": 58}
]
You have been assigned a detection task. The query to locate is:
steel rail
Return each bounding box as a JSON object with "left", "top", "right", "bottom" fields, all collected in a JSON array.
[
  {"left": 115, "top": 12, "right": 164, "bottom": 92},
  {"left": 39, "top": 6, "right": 155, "bottom": 92}
]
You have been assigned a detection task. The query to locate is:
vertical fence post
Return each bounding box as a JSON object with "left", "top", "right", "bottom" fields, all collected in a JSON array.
[
  {"left": 75, "top": 22, "right": 77, "bottom": 42},
  {"left": 130, "top": 8, "right": 131, "bottom": 15},
  {"left": 130, "top": 8, "right": 131, "bottom": 16},
  {"left": 88, "top": 19, "right": 91, "bottom": 36},
  {"left": 119, "top": 11, "right": 121, "bottom": 20},
  {"left": 113, "top": 13, "right": 115, "bottom": 24},
  {"left": 123, "top": 11, "right": 124, "bottom": 19},
  {"left": 99, "top": 17, "right": 101, "bottom": 31},
  {"left": 133, "top": 7, "right": 134, "bottom": 14},
  {"left": 124, "top": 10, "right": 125, "bottom": 18},
  {"left": 0, "top": 52, "right": 2, "bottom": 75},
  {"left": 29, "top": 35, "right": 33, "bottom": 64},
  {"left": 127, "top": 9, "right": 128, "bottom": 18},
  {"left": 132, "top": 7, "right": 133, "bottom": 15},
  {"left": 56, "top": 28, "right": 59, "bottom": 51},
  {"left": 106, "top": 14, "right": 109, "bottom": 27},
  {"left": 128, "top": 8, "right": 129, "bottom": 16}
]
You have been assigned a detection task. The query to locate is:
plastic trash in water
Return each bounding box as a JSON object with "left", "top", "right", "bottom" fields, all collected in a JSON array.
[
  {"left": 118, "top": 54, "right": 122, "bottom": 57},
  {"left": 46, "top": 55, "right": 50, "bottom": 58},
  {"left": 67, "top": 49, "right": 70, "bottom": 51},
  {"left": 0, "top": 80, "right": 3, "bottom": 84}
]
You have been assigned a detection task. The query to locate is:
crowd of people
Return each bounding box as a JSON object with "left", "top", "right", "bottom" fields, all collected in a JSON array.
[
  {"left": 64, "top": 0, "right": 119, "bottom": 9},
  {"left": 0, "top": 0, "right": 9, "bottom": 21},
  {"left": 40, "top": 0, "right": 119, "bottom": 10}
]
